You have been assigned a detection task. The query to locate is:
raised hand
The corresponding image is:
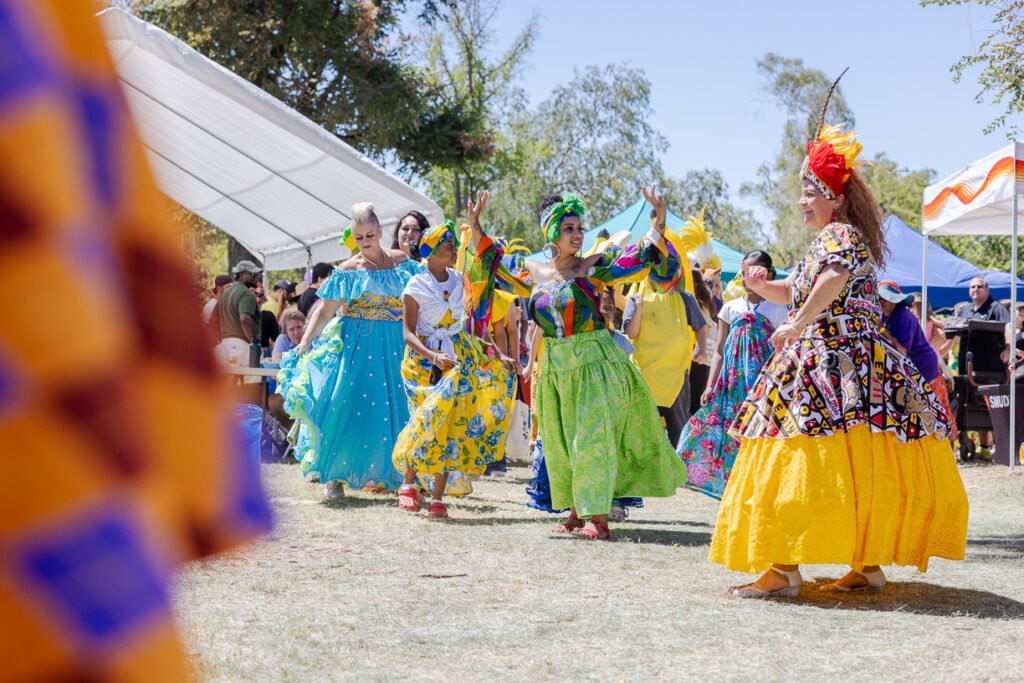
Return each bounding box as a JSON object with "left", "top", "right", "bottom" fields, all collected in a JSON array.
[
  {"left": 467, "top": 190, "right": 490, "bottom": 229},
  {"left": 640, "top": 184, "right": 666, "bottom": 231}
]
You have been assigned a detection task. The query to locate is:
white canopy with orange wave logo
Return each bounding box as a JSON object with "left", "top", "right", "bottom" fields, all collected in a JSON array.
[
  {"left": 922, "top": 141, "right": 1024, "bottom": 236},
  {"left": 921, "top": 141, "right": 1024, "bottom": 470}
]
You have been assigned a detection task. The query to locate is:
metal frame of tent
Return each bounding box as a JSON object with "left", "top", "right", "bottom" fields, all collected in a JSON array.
[{"left": 921, "top": 142, "right": 1024, "bottom": 470}]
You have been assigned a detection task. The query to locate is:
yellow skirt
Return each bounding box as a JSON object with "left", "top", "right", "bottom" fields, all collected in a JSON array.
[{"left": 709, "top": 424, "right": 968, "bottom": 573}]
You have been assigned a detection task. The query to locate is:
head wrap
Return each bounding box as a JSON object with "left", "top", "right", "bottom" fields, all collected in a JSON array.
[
  {"left": 339, "top": 226, "right": 359, "bottom": 254},
  {"left": 801, "top": 68, "right": 862, "bottom": 200},
  {"left": 419, "top": 219, "right": 460, "bottom": 258},
  {"left": 539, "top": 193, "right": 586, "bottom": 244}
]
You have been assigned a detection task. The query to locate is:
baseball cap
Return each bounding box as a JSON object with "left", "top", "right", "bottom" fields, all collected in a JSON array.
[
  {"left": 878, "top": 281, "right": 913, "bottom": 307},
  {"left": 231, "top": 260, "right": 262, "bottom": 275}
]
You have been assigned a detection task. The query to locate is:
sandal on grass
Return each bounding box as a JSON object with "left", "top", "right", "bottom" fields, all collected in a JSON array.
[
  {"left": 398, "top": 486, "right": 420, "bottom": 513},
  {"left": 551, "top": 514, "right": 584, "bottom": 534},
  {"left": 571, "top": 520, "right": 610, "bottom": 541},
  {"left": 427, "top": 501, "right": 448, "bottom": 520}
]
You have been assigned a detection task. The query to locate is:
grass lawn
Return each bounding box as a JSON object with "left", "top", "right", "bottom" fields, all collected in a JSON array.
[{"left": 175, "top": 462, "right": 1024, "bottom": 681}]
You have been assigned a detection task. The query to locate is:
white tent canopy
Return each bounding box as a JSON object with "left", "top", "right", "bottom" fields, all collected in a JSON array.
[
  {"left": 921, "top": 141, "right": 1023, "bottom": 469},
  {"left": 99, "top": 7, "right": 442, "bottom": 270},
  {"left": 922, "top": 142, "right": 1024, "bottom": 236}
]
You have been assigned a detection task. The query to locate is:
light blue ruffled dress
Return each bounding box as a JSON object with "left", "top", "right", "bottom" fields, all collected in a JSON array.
[{"left": 278, "top": 259, "right": 423, "bottom": 490}]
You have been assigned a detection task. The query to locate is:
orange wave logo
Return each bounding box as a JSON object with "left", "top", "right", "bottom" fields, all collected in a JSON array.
[{"left": 923, "top": 156, "right": 1024, "bottom": 222}]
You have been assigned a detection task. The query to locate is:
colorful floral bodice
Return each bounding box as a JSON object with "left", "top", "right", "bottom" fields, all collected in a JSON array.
[
  {"left": 466, "top": 233, "right": 681, "bottom": 339},
  {"left": 790, "top": 223, "right": 881, "bottom": 339}
]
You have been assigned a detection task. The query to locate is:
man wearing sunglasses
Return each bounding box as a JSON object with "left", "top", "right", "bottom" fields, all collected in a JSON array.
[{"left": 954, "top": 276, "right": 1010, "bottom": 458}]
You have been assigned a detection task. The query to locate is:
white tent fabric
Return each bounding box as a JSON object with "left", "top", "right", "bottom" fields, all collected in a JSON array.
[
  {"left": 99, "top": 8, "right": 442, "bottom": 270},
  {"left": 921, "top": 142, "right": 1024, "bottom": 469},
  {"left": 922, "top": 142, "right": 1023, "bottom": 236}
]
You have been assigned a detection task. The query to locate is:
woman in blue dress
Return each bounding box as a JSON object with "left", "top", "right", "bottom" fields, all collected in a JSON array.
[{"left": 281, "top": 202, "right": 424, "bottom": 501}]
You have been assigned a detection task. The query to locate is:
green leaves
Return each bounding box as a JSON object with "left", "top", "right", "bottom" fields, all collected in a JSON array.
[{"left": 922, "top": 0, "right": 1024, "bottom": 138}]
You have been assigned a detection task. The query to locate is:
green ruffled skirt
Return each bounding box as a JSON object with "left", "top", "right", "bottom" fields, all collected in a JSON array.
[{"left": 536, "top": 329, "right": 686, "bottom": 517}]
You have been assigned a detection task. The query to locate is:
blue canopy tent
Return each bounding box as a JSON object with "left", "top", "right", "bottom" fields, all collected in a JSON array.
[
  {"left": 878, "top": 215, "right": 1024, "bottom": 309},
  {"left": 528, "top": 198, "right": 776, "bottom": 281}
]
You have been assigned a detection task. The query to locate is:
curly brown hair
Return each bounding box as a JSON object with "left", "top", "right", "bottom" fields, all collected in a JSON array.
[{"left": 838, "top": 171, "right": 888, "bottom": 268}]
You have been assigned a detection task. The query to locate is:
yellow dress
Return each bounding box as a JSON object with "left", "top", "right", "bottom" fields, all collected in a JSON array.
[
  {"left": 710, "top": 224, "right": 968, "bottom": 573},
  {"left": 392, "top": 269, "right": 517, "bottom": 495},
  {"left": 628, "top": 278, "right": 692, "bottom": 406}
]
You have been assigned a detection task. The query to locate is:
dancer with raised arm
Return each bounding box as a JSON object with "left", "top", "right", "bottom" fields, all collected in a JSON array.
[{"left": 471, "top": 186, "right": 686, "bottom": 541}]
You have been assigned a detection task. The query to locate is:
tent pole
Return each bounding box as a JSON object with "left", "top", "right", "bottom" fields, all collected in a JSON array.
[
  {"left": 1011, "top": 186, "right": 1019, "bottom": 470},
  {"left": 920, "top": 230, "right": 928, "bottom": 336}
]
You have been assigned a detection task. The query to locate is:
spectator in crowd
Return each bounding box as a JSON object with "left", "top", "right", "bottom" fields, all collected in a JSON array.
[
  {"left": 954, "top": 276, "right": 1010, "bottom": 375},
  {"left": 298, "top": 262, "right": 334, "bottom": 316},
  {"left": 1000, "top": 301, "right": 1024, "bottom": 366},
  {"left": 262, "top": 279, "right": 291, "bottom": 318},
  {"left": 216, "top": 260, "right": 262, "bottom": 367},
  {"left": 273, "top": 308, "right": 307, "bottom": 363},
  {"left": 878, "top": 282, "right": 957, "bottom": 440},
  {"left": 953, "top": 276, "right": 1009, "bottom": 459},
  {"left": 910, "top": 293, "right": 955, "bottom": 380},
  {"left": 202, "top": 274, "right": 232, "bottom": 324},
  {"left": 391, "top": 210, "right": 429, "bottom": 261}
]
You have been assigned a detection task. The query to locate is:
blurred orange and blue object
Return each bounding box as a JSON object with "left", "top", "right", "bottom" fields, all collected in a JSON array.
[{"left": 0, "top": 1, "right": 271, "bottom": 680}]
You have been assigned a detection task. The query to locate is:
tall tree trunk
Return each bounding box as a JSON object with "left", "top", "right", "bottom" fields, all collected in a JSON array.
[{"left": 454, "top": 174, "right": 464, "bottom": 216}]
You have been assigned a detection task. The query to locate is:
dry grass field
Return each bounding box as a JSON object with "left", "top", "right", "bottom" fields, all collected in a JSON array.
[{"left": 174, "top": 462, "right": 1024, "bottom": 682}]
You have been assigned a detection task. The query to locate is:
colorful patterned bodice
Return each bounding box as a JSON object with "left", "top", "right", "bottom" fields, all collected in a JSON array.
[
  {"left": 791, "top": 223, "right": 881, "bottom": 339},
  {"left": 467, "top": 234, "right": 681, "bottom": 339},
  {"left": 345, "top": 293, "right": 404, "bottom": 321}
]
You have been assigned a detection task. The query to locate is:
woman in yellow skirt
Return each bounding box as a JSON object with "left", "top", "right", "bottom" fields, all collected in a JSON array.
[
  {"left": 392, "top": 211, "right": 518, "bottom": 519},
  {"left": 713, "top": 77, "right": 968, "bottom": 597}
]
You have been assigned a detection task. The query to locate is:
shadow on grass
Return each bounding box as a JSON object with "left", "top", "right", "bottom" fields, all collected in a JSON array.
[
  {"left": 626, "top": 519, "right": 714, "bottom": 528},
  {"left": 442, "top": 516, "right": 553, "bottom": 527},
  {"left": 612, "top": 527, "right": 713, "bottom": 547},
  {"left": 780, "top": 579, "right": 1024, "bottom": 619},
  {"left": 967, "top": 535, "right": 1024, "bottom": 555},
  {"left": 320, "top": 496, "right": 396, "bottom": 510}
]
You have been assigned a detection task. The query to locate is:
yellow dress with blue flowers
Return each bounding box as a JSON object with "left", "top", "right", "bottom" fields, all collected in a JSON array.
[{"left": 392, "top": 267, "right": 517, "bottom": 495}]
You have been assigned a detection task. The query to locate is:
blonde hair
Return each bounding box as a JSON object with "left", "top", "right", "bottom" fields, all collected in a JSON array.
[
  {"left": 280, "top": 307, "right": 306, "bottom": 329},
  {"left": 352, "top": 201, "right": 379, "bottom": 226}
]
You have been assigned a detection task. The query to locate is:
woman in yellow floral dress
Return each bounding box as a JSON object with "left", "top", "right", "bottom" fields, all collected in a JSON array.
[{"left": 392, "top": 207, "right": 519, "bottom": 519}]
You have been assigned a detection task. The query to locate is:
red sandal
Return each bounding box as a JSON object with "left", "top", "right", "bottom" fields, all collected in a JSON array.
[
  {"left": 398, "top": 486, "right": 420, "bottom": 513},
  {"left": 572, "top": 520, "right": 611, "bottom": 541},
  {"left": 551, "top": 513, "right": 584, "bottom": 534},
  {"left": 427, "top": 501, "right": 448, "bottom": 520}
]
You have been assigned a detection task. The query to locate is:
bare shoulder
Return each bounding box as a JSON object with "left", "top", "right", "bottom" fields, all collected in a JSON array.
[
  {"left": 386, "top": 248, "right": 410, "bottom": 263},
  {"left": 525, "top": 259, "right": 552, "bottom": 282},
  {"left": 339, "top": 256, "right": 364, "bottom": 272}
]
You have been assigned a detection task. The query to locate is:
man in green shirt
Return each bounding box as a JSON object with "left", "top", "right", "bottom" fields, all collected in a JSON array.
[{"left": 216, "top": 260, "right": 261, "bottom": 368}]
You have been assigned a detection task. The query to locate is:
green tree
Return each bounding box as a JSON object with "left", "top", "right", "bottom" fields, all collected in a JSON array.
[
  {"left": 132, "top": 0, "right": 481, "bottom": 171},
  {"left": 740, "top": 54, "right": 854, "bottom": 265},
  {"left": 922, "top": 0, "right": 1024, "bottom": 137},
  {"left": 663, "top": 169, "right": 766, "bottom": 254},
  {"left": 483, "top": 64, "right": 668, "bottom": 249},
  {"left": 418, "top": 0, "right": 537, "bottom": 217},
  {"left": 859, "top": 153, "right": 936, "bottom": 230}
]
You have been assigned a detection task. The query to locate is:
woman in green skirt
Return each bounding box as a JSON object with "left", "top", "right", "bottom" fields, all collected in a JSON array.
[{"left": 467, "top": 186, "right": 686, "bottom": 540}]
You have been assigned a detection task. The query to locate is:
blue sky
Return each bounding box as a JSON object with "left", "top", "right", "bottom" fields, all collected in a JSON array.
[{"left": 485, "top": 0, "right": 1013, "bottom": 221}]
